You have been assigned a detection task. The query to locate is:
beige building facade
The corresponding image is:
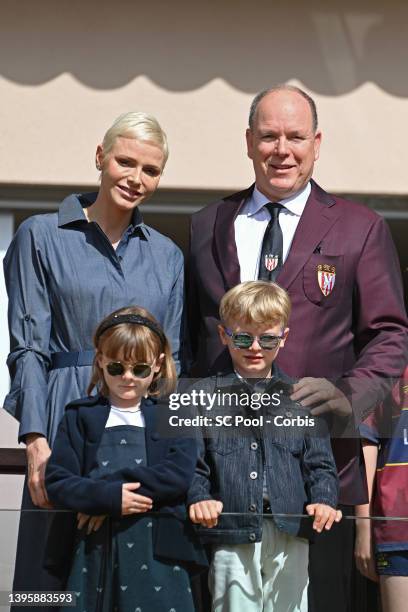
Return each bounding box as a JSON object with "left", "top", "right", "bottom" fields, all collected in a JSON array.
[{"left": 1, "top": 0, "right": 408, "bottom": 193}]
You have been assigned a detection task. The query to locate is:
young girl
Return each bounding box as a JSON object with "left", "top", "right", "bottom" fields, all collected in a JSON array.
[
  {"left": 355, "top": 370, "right": 408, "bottom": 612},
  {"left": 45, "top": 306, "right": 204, "bottom": 611}
]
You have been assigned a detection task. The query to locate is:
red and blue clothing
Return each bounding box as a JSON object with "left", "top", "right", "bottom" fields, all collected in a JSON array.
[{"left": 360, "top": 371, "right": 408, "bottom": 553}]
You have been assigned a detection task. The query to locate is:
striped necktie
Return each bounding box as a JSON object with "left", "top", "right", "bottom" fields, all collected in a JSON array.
[{"left": 258, "top": 203, "right": 283, "bottom": 282}]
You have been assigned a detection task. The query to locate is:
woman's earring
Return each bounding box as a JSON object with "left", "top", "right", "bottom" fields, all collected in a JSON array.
[{"left": 96, "top": 163, "right": 102, "bottom": 171}]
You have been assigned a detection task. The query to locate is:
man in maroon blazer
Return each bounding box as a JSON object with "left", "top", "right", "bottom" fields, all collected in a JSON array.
[{"left": 187, "top": 85, "right": 407, "bottom": 611}]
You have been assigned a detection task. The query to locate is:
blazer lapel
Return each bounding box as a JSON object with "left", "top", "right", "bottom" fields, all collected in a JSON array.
[
  {"left": 277, "top": 181, "right": 341, "bottom": 290},
  {"left": 92, "top": 400, "right": 111, "bottom": 438},
  {"left": 83, "top": 398, "right": 110, "bottom": 473},
  {"left": 214, "top": 185, "right": 254, "bottom": 289},
  {"left": 141, "top": 398, "right": 160, "bottom": 463},
  {"left": 141, "top": 398, "right": 156, "bottom": 431}
]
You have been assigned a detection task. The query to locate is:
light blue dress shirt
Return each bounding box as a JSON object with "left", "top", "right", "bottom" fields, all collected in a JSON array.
[{"left": 3, "top": 192, "right": 184, "bottom": 443}]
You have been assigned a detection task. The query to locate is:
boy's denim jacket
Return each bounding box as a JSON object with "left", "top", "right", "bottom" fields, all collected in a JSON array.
[{"left": 187, "top": 366, "right": 339, "bottom": 544}]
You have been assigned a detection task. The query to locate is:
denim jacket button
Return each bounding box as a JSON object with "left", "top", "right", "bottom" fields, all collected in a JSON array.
[
  {"left": 250, "top": 442, "right": 258, "bottom": 450},
  {"left": 285, "top": 411, "right": 293, "bottom": 417},
  {"left": 249, "top": 504, "right": 256, "bottom": 512},
  {"left": 249, "top": 533, "right": 256, "bottom": 542},
  {"left": 249, "top": 471, "right": 258, "bottom": 480}
]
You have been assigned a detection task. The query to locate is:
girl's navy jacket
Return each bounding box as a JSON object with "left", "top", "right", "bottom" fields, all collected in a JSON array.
[{"left": 45, "top": 394, "right": 207, "bottom": 578}]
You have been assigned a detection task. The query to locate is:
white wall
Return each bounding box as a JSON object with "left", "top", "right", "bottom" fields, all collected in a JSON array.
[
  {"left": 0, "top": 214, "right": 19, "bottom": 449},
  {"left": 0, "top": 214, "right": 22, "bottom": 602}
]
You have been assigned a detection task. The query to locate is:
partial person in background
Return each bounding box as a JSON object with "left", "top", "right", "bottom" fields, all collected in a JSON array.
[
  {"left": 355, "top": 370, "right": 408, "bottom": 612},
  {"left": 3, "top": 111, "right": 184, "bottom": 598},
  {"left": 186, "top": 85, "right": 407, "bottom": 611}
]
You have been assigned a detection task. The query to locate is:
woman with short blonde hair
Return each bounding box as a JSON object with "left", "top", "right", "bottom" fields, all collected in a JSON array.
[{"left": 4, "top": 111, "right": 183, "bottom": 593}]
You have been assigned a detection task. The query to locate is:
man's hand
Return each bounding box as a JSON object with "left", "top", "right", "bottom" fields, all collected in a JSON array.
[
  {"left": 25, "top": 434, "right": 53, "bottom": 508},
  {"left": 122, "top": 483, "right": 153, "bottom": 515},
  {"left": 189, "top": 500, "right": 223, "bottom": 528},
  {"left": 306, "top": 503, "right": 342, "bottom": 532},
  {"left": 77, "top": 513, "right": 107, "bottom": 534},
  {"left": 291, "top": 378, "right": 352, "bottom": 417}
]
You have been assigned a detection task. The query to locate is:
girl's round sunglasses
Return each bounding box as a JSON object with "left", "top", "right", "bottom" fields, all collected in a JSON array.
[
  {"left": 223, "top": 327, "right": 285, "bottom": 350},
  {"left": 106, "top": 361, "right": 153, "bottom": 379}
]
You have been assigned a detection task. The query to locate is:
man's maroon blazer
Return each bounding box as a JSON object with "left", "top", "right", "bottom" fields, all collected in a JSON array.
[{"left": 186, "top": 180, "right": 407, "bottom": 504}]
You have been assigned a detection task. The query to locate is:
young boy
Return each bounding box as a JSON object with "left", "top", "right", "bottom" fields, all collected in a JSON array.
[{"left": 188, "top": 281, "right": 340, "bottom": 612}]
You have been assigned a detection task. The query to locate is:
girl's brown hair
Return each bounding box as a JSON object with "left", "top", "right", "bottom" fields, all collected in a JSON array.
[{"left": 88, "top": 306, "right": 176, "bottom": 397}]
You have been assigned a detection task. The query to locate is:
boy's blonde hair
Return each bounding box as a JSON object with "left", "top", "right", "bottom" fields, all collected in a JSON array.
[
  {"left": 219, "top": 281, "right": 291, "bottom": 328},
  {"left": 88, "top": 305, "right": 176, "bottom": 397}
]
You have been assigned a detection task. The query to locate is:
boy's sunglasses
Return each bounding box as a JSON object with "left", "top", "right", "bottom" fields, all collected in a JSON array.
[
  {"left": 223, "top": 327, "right": 284, "bottom": 350},
  {"left": 106, "top": 361, "right": 153, "bottom": 379}
]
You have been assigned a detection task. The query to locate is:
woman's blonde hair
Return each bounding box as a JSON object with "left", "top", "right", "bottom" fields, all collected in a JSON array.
[
  {"left": 88, "top": 305, "right": 176, "bottom": 397},
  {"left": 100, "top": 111, "right": 169, "bottom": 166},
  {"left": 220, "top": 281, "right": 291, "bottom": 328}
]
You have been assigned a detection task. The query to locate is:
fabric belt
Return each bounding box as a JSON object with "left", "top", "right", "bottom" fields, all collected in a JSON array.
[{"left": 50, "top": 350, "right": 95, "bottom": 369}]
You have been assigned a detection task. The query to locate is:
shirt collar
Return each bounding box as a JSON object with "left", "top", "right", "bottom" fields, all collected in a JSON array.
[
  {"left": 58, "top": 192, "right": 150, "bottom": 238},
  {"left": 233, "top": 361, "right": 275, "bottom": 384},
  {"left": 233, "top": 362, "right": 295, "bottom": 388},
  {"left": 58, "top": 193, "right": 92, "bottom": 226},
  {"left": 245, "top": 181, "right": 311, "bottom": 218}
]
